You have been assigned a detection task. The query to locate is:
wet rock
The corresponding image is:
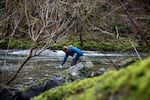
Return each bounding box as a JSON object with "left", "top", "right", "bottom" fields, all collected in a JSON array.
[
  {"left": 78, "top": 67, "right": 92, "bottom": 78},
  {"left": 67, "top": 61, "right": 93, "bottom": 76},
  {"left": 117, "top": 59, "right": 136, "bottom": 69},
  {"left": 0, "top": 84, "right": 18, "bottom": 100},
  {"left": 27, "top": 77, "right": 33, "bottom": 80},
  {"left": 91, "top": 67, "right": 107, "bottom": 77},
  {"left": 65, "top": 61, "right": 94, "bottom": 81},
  {"left": 99, "top": 67, "right": 106, "bottom": 72},
  {"left": 16, "top": 77, "right": 66, "bottom": 100},
  {"left": 66, "top": 67, "right": 92, "bottom": 82},
  {"left": 0, "top": 77, "right": 66, "bottom": 100}
]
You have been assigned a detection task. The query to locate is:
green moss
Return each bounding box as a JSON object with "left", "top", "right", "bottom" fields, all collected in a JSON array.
[
  {"left": 21, "top": 77, "right": 49, "bottom": 92},
  {"left": 51, "top": 36, "right": 132, "bottom": 51},
  {"left": 0, "top": 39, "right": 8, "bottom": 49},
  {"left": 0, "top": 38, "right": 33, "bottom": 49},
  {"left": 10, "top": 38, "right": 33, "bottom": 49},
  {"left": 82, "top": 41, "right": 97, "bottom": 50},
  {"left": 0, "top": 33, "right": 145, "bottom": 51},
  {"left": 32, "top": 57, "right": 150, "bottom": 100}
]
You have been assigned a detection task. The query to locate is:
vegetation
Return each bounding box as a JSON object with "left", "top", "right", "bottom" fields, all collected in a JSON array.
[
  {"left": 0, "top": 34, "right": 133, "bottom": 51},
  {"left": 0, "top": 35, "right": 147, "bottom": 52},
  {"left": 0, "top": 38, "right": 32, "bottom": 49},
  {"left": 32, "top": 57, "right": 150, "bottom": 100},
  {"left": 51, "top": 35, "right": 133, "bottom": 51}
]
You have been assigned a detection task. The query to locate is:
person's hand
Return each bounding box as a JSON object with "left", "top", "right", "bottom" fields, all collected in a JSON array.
[{"left": 59, "top": 65, "right": 63, "bottom": 68}]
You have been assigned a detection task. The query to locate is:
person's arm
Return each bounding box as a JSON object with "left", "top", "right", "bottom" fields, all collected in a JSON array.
[{"left": 61, "top": 55, "right": 68, "bottom": 66}]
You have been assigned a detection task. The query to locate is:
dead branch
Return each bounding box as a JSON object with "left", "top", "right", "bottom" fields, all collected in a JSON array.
[
  {"left": 118, "top": 0, "right": 140, "bottom": 33},
  {"left": 6, "top": 47, "right": 35, "bottom": 85},
  {"left": 6, "top": 0, "right": 77, "bottom": 85},
  {"left": 102, "top": 1, "right": 131, "bottom": 19},
  {"left": 129, "top": 40, "right": 142, "bottom": 61}
]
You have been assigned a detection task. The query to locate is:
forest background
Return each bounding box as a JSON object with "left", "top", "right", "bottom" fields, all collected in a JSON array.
[{"left": 0, "top": 0, "right": 150, "bottom": 52}]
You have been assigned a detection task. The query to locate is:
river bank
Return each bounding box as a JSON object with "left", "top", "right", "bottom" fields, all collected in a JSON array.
[{"left": 0, "top": 35, "right": 149, "bottom": 52}]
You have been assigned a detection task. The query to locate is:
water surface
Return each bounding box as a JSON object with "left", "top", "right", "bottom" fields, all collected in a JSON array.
[{"left": 0, "top": 50, "right": 148, "bottom": 89}]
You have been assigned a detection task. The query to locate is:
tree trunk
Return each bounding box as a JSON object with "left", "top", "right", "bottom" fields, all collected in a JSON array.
[
  {"left": 6, "top": 55, "right": 32, "bottom": 85},
  {"left": 79, "top": 32, "right": 83, "bottom": 47},
  {"left": 6, "top": 47, "right": 34, "bottom": 85}
]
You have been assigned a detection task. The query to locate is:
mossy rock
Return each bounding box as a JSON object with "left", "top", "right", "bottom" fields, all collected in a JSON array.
[{"left": 32, "top": 56, "right": 150, "bottom": 100}]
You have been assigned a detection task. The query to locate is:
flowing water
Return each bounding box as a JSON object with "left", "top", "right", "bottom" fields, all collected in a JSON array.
[{"left": 0, "top": 50, "right": 149, "bottom": 89}]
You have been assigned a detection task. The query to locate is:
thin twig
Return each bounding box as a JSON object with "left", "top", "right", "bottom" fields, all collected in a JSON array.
[
  {"left": 115, "top": 26, "right": 119, "bottom": 38},
  {"left": 129, "top": 40, "right": 142, "bottom": 61}
]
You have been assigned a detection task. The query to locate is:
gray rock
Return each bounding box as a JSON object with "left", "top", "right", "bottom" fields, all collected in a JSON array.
[
  {"left": 91, "top": 67, "right": 107, "bottom": 77},
  {"left": 67, "top": 61, "right": 93, "bottom": 76}
]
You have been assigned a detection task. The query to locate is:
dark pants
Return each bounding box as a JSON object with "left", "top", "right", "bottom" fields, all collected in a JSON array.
[{"left": 71, "top": 56, "right": 83, "bottom": 66}]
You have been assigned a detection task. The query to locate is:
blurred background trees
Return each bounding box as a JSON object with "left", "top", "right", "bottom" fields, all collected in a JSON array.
[{"left": 0, "top": 0, "right": 150, "bottom": 50}]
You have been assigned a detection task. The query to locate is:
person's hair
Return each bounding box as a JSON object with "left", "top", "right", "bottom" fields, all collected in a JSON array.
[{"left": 62, "top": 46, "right": 68, "bottom": 52}]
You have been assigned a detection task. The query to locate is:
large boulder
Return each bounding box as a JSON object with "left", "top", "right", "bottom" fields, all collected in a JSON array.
[
  {"left": 0, "top": 77, "right": 66, "bottom": 100},
  {"left": 0, "top": 85, "right": 18, "bottom": 100},
  {"left": 16, "top": 77, "right": 66, "bottom": 100},
  {"left": 67, "top": 61, "right": 93, "bottom": 76}
]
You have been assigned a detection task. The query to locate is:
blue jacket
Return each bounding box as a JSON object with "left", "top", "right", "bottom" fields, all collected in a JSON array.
[{"left": 61, "top": 46, "right": 83, "bottom": 66}]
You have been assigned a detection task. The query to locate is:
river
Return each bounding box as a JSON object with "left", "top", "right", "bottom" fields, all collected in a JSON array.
[{"left": 0, "top": 50, "right": 149, "bottom": 90}]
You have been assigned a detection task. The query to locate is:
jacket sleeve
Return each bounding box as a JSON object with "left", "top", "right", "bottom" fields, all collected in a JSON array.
[{"left": 61, "top": 54, "right": 68, "bottom": 66}]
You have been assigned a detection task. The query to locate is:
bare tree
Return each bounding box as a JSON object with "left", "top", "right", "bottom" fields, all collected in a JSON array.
[{"left": 6, "top": 0, "right": 78, "bottom": 85}]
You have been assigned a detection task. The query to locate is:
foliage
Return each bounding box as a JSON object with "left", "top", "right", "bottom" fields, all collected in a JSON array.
[
  {"left": 0, "top": 38, "right": 32, "bottom": 49},
  {"left": 32, "top": 57, "right": 150, "bottom": 100},
  {"left": 0, "top": 39, "right": 8, "bottom": 49},
  {"left": 51, "top": 35, "right": 132, "bottom": 51}
]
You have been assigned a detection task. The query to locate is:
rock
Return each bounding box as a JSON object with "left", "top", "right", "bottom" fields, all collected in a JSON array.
[
  {"left": 16, "top": 77, "right": 66, "bottom": 100},
  {"left": 0, "top": 77, "right": 66, "bottom": 100},
  {"left": 0, "top": 84, "right": 18, "bottom": 100},
  {"left": 67, "top": 61, "right": 93, "bottom": 76},
  {"left": 99, "top": 67, "right": 106, "bottom": 72},
  {"left": 27, "top": 77, "right": 33, "bottom": 80},
  {"left": 117, "top": 59, "right": 136, "bottom": 69},
  {"left": 91, "top": 67, "right": 107, "bottom": 77}
]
